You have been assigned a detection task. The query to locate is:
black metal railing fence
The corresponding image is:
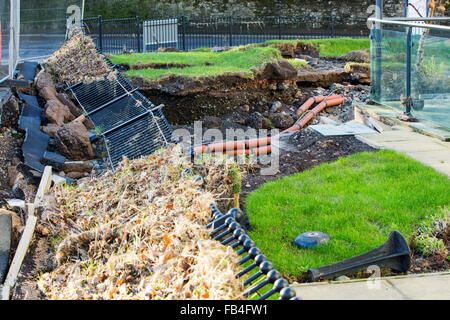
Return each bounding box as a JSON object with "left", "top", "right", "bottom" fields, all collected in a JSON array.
[{"left": 82, "top": 15, "right": 370, "bottom": 54}]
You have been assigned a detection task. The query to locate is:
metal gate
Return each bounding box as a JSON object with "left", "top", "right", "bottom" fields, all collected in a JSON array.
[{"left": 143, "top": 18, "right": 178, "bottom": 52}]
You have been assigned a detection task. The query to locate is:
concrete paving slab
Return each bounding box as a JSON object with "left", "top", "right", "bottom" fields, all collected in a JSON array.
[
  {"left": 380, "top": 140, "right": 447, "bottom": 153},
  {"left": 292, "top": 272, "right": 450, "bottom": 300},
  {"left": 354, "top": 103, "right": 450, "bottom": 142}
]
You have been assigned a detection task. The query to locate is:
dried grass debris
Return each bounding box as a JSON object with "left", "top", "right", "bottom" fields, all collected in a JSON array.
[
  {"left": 45, "top": 28, "right": 115, "bottom": 85},
  {"left": 37, "top": 146, "right": 245, "bottom": 300}
]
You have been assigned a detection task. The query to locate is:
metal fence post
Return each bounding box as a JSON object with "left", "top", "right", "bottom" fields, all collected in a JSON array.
[
  {"left": 405, "top": 27, "right": 413, "bottom": 115},
  {"left": 229, "top": 15, "right": 233, "bottom": 47},
  {"left": 278, "top": 15, "right": 282, "bottom": 40},
  {"left": 181, "top": 15, "right": 186, "bottom": 51},
  {"left": 136, "top": 16, "right": 141, "bottom": 53},
  {"left": 98, "top": 15, "right": 103, "bottom": 53},
  {"left": 331, "top": 16, "right": 335, "bottom": 38}
]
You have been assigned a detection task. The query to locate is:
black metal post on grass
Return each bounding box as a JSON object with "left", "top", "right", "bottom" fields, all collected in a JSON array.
[
  {"left": 229, "top": 15, "right": 233, "bottom": 47},
  {"left": 98, "top": 15, "right": 103, "bottom": 53},
  {"left": 331, "top": 16, "right": 335, "bottom": 38},
  {"left": 278, "top": 15, "right": 282, "bottom": 40},
  {"left": 181, "top": 15, "right": 186, "bottom": 51},
  {"left": 136, "top": 16, "right": 141, "bottom": 53}
]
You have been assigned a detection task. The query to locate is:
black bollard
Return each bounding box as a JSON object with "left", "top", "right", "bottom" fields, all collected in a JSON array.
[
  {"left": 210, "top": 217, "right": 234, "bottom": 237},
  {"left": 237, "top": 239, "right": 255, "bottom": 256},
  {"left": 231, "top": 234, "right": 250, "bottom": 249},
  {"left": 236, "top": 254, "right": 268, "bottom": 278},
  {"left": 238, "top": 247, "right": 261, "bottom": 266},
  {"left": 212, "top": 221, "right": 240, "bottom": 241},
  {"left": 221, "top": 228, "right": 246, "bottom": 246},
  {"left": 243, "top": 261, "right": 274, "bottom": 286},
  {"left": 257, "top": 278, "right": 289, "bottom": 300},
  {"left": 279, "top": 287, "right": 297, "bottom": 300},
  {"left": 243, "top": 270, "right": 282, "bottom": 298}
]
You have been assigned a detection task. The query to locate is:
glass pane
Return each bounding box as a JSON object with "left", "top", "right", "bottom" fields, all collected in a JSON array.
[
  {"left": 20, "top": 0, "right": 84, "bottom": 60},
  {"left": 371, "top": 23, "right": 450, "bottom": 129},
  {"left": 0, "top": 0, "right": 10, "bottom": 80}
]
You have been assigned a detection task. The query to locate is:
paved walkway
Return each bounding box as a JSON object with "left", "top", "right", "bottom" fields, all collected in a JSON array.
[
  {"left": 291, "top": 272, "right": 450, "bottom": 300},
  {"left": 356, "top": 125, "right": 450, "bottom": 178}
]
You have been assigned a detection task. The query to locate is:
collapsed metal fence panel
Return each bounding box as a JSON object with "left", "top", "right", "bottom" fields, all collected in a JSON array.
[{"left": 66, "top": 55, "right": 172, "bottom": 171}]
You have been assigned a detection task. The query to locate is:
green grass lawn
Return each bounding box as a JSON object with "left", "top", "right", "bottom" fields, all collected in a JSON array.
[
  {"left": 245, "top": 150, "right": 450, "bottom": 280},
  {"left": 265, "top": 38, "right": 370, "bottom": 57},
  {"left": 110, "top": 46, "right": 287, "bottom": 80},
  {"left": 110, "top": 38, "right": 368, "bottom": 81}
]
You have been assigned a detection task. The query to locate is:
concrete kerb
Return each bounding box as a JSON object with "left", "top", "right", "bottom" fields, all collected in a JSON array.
[{"left": 291, "top": 271, "right": 450, "bottom": 300}]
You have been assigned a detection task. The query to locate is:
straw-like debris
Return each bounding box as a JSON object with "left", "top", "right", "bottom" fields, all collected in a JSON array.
[
  {"left": 45, "top": 28, "right": 115, "bottom": 85},
  {"left": 37, "top": 146, "right": 245, "bottom": 300}
]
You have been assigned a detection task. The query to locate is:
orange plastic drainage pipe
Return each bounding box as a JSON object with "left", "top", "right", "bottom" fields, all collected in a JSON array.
[
  {"left": 282, "top": 97, "right": 345, "bottom": 134},
  {"left": 193, "top": 137, "right": 272, "bottom": 155},
  {"left": 223, "top": 145, "right": 272, "bottom": 156},
  {"left": 296, "top": 95, "right": 342, "bottom": 116}
]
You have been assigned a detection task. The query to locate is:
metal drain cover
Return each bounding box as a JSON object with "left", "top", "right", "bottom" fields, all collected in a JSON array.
[{"left": 293, "top": 231, "right": 331, "bottom": 249}]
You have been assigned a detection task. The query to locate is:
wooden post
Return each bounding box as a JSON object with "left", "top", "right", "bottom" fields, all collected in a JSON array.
[{"left": 2, "top": 166, "right": 52, "bottom": 298}]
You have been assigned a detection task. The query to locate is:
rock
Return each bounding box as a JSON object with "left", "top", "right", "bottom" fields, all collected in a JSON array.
[
  {"left": 63, "top": 161, "right": 94, "bottom": 174},
  {"left": 39, "top": 86, "right": 58, "bottom": 101},
  {"left": 330, "top": 83, "right": 345, "bottom": 93},
  {"left": 344, "top": 62, "right": 370, "bottom": 84},
  {"left": 8, "top": 165, "right": 19, "bottom": 187},
  {"left": 247, "top": 112, "right": 272, "bottom": 130},
  {"left": 269, "top": 112, "right": 294, "bottom": 129},
  {"left": 35, "top": 71, "right": 54, "bottom": 91},
  {"left": 211, "top": 46, "right": 234, "bottom": 53},
  {"left": 297, "top": 69, "right": 345, "bottom": 87},
  {"left": 0, "top": 209, "right": 23, "bottom": 232},
  {"left": 157, "top": 47, "right": 179, "bottom": 52},
  {"left": 45, "top": 99, "right": 75, "bottom": 126},
  {"left": 55, "top": 120, "right": 95, "bottom": 160},
  {"left": 41, "top": 123, "right": 60, "bottom": 138},
  {"left": 84, "top": 119, "right": 95, "bottom": 130},
  {"left": 270, "top": 101, "right": 283, "bottom": 113},
  {"left": 240, "top": 104, "right": 250, "bottom": 113},
  {"left": 1, "top": 95, "right": 20, "bottom": 128},
  {"left": 56, "top": 93, "right": 82, "bottom": 117},
  {"left": 277, "top": 82, "right": 289, "bottom": 90},
  {"left": 42, "top": 151, "right": 66, "bottom": 172},
  {"left": 342, "top": 49, "right": 370, "bottom": 63},
  {"left": 259, "top": 60, "right": 298, "bottom": 80},
  {"left": 202, "top": 116, "right": 223, "bottom": 129},
  {"left": 65, "top": 171, "right": 89, "bottom": 179}
]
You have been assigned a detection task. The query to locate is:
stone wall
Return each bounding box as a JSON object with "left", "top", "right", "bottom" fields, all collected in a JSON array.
[{"left": 85, "top": 0, "right": 405, "bottom": 20}]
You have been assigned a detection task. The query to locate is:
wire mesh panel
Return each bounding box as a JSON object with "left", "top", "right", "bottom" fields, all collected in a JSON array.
[
  {"left": 67, "top": 51, "right": 173, "bottom": 171},
  {"left": 88, "top": 93, "right": 151, "bottom": 132},
  {"left": 69, "top": 74, "right": 134, "bottom": 113},
  {"left": 103, "top": 112, "right": 171, "bottom": 169}
]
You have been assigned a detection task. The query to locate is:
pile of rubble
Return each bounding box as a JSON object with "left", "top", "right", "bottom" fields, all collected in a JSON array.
[
  {"left": 34, "top": 69, "right": 98, "bottom": 179},
  {"left": 36, "top": 146, "right": 245, "bottom": 300}
]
